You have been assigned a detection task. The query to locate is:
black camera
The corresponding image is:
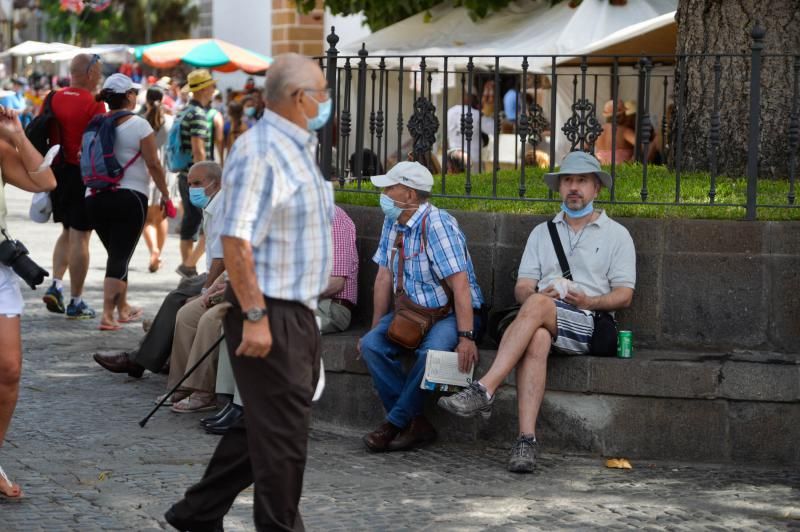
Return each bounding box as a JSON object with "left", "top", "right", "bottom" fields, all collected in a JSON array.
[{"left": 0, "top": 231, "right": 49, "bottom": 289}]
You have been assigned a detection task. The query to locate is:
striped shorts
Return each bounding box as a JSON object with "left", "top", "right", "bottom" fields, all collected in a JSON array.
[{"left": 552, "top": 300, "right": 594, "bottom": 355}]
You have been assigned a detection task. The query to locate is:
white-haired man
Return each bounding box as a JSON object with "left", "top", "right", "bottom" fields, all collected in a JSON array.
[
  {"left": 166, "top": 53, "right": 334, "bottom": 532},
  {"left": 439, "top": 151, "right": 636, "bottom": 473}
]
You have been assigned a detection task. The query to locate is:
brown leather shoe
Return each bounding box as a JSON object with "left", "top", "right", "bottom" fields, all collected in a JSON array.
[
  {"left": 387, "top": 416, "right": 437, "bottom": 452},
  {"left": 363, "top": 421, "right": 401, "bottom": 452},
  {"left": 92, "top": 352, "right": 145, "bottom": 378}
]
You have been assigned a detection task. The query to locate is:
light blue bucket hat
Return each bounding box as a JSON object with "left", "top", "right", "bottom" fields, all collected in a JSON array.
[{"left": 543, "top": 151, "right": 613, "bottom": 192}]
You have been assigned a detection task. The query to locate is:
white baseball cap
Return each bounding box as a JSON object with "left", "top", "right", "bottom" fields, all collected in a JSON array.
[
  {"left": 102, "top": 73, "right": 141, "bottom": 94},
  {"left": 370, "top": 161, "right": 434, "bottom": 192}
]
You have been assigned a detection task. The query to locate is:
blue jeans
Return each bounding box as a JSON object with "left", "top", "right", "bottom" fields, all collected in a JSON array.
[{"left": 360, "top": 312, "right": 480, "bottom": 429}]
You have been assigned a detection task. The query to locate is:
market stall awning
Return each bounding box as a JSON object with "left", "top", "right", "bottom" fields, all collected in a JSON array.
[
  {"left": 0, "top": 41, "right": 79, "bottom": 58},
  {"left": 37, "top": 44, "right": 132, "bottom": 63},
  {"left": 136, "top": 39, "right": 273, "bottom": 74},
  {"left": 339, "top": 0, "right": 677, "bottom": 71}
]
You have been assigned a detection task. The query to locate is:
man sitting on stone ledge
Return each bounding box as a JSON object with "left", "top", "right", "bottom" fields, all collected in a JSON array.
[
  {"left": 358, "top": 161, "right": 484, "bottom": 452},
  {"left": 438, "top": 150, "right": 636, "bottom": 473}
]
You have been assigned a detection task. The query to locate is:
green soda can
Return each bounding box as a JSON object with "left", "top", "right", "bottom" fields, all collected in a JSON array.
[{"left": 617, "top": 330, "right": 633, "bottom": 358}]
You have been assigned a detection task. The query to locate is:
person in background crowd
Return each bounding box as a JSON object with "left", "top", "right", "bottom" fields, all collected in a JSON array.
[
  {"left": 85, "top": 74, "right": 171, "bottom": 331},
  {"left": 175, "top": 69, "right": 215, "bottom": 279},
  {"left": 0, "top": 104, "right": 57, "bottom": 501},
  {"left": 0, "top": 79, "right": 29, "bottom": 127},
  {"left": 141, "top": 87, "right": 175, "bottom": 273},
  {"left": 241, "top": 96, "right": 258, "bottom": 128},
  {"left": 42, "top": 53, "right": 106, "bottom": 320},
  {"left": 445, "top": 89, "right": 494, "bottom": 174},
  {"left": 211, "top": 91, "right": 225, "bottom": 116},
  {"left": 595, "top": 99, "right": 635, "bottom": 165},
  {"left": 223, "top": 101, "right": 249, "bottom": 158},
  {"left": 206, "top": 93, "right": 225, "bottom": 165}
]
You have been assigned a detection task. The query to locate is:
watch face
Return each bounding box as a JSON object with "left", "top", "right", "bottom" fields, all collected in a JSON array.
[{"left": 246, "top": 308, "right": 264, "bottom": 321}]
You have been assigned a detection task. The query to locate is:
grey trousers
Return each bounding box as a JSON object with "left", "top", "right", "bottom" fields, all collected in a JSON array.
[{"left": 130, "top": 274, "right": 207, "bottom": 373}]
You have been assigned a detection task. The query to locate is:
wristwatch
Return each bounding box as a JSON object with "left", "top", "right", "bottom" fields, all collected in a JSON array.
[
  {"left": 243, "top": 307, "right": 268, "bottom": 322},
  {"left": 458, "top": 330, "right": 476, "bottom": 341}
]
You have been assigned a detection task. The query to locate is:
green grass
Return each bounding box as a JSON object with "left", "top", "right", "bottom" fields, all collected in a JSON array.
[{"left": 334, "top": 163, "right": 800, "bottom": 220}]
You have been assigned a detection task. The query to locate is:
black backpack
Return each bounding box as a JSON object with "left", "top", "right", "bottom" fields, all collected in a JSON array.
[{"left": 25, "top": 90, "right": 60, "bottom": 156}]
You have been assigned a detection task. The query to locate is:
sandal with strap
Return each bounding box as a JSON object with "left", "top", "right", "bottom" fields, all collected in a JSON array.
[
  {"left": 171, "top": 393, "right": 217, "bottom": 414},
  {"left": 0, "top": 464, "right": 23, "bottom": 501},
  {"left": 118, "top": 307, "right": 144, "bottom": 324}
]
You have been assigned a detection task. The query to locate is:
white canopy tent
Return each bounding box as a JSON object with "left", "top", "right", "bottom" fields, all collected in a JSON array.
[
  {"left": 340, "top": 0, "right": 677, "bottom": 72},
  {"left": 336, "top": 0, "right": 679, "bottom": 169},
  {"left": 37, "top": 44, "right": 132, "bottom": 64},
  {"left": 0, "top": 41, "right": 79, "bottom": 58}
]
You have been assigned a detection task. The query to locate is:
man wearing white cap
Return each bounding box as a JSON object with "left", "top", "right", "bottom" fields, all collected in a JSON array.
[
  {"left": 359, "top": 161, "right": 484, "bottom": 453},
  {"left": 439, "top": 150, "right": 636, "bottom": 473}
]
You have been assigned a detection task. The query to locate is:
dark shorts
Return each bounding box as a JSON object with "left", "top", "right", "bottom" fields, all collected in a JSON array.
[
  {"left": 178, "top": 172, "right": 203, "bottom": 241},
  {"left": 50, "top": 164, "right": 93, "bottom": 231}
]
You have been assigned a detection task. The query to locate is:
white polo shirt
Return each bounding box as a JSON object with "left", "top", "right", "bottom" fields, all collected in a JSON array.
[
  {"left": 518, "top": 210, "right": 636, "bottom": 299},
  {"left": 203, "top": 189, "right": 225, "bottom": 271}
]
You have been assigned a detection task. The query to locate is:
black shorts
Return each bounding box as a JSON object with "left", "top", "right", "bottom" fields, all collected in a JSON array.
[{"left": 50, "top": 164, "right": 93, "bottom": 231}]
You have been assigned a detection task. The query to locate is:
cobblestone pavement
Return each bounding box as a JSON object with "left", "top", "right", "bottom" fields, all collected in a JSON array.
[{"left": 1, "top": 186, "right": 799, "bottom": 531}]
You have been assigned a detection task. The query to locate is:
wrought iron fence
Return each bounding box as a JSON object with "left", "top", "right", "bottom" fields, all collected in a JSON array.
[{"left": 316, "top": 26, "right": 799, "bottom": 220}]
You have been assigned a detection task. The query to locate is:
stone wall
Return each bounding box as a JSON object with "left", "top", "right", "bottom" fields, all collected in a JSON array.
[
  {"left": 271, "top": 0, "right": 325, "bottom": 56},
  {"left": 342, "top": 204, "right": 800, "bottom": 354}
]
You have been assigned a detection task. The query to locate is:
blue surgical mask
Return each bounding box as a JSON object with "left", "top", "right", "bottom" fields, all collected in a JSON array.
[
  {"left": 380, "top": 193, "right": 403, "bottom": 221},
  {"left": 561, "top": 201, "right": 594, "bottom": 218},
  {"left": 244, "top": 106, "right": 256, "bottom": 118},
  {"left": 306, "top": 96, "right": 332, "bottom": 131},
  {"left": 189, "top": 187, "right": 210, "bottom": 208}
]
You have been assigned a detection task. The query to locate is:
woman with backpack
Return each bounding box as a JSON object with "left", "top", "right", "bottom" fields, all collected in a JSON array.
[
  {"left": 84, "top": 73, "right": 172, "bottom": 331},
  {"left": 140, "top": 87, "right": 174, "bottom": 273},
  {"left": 0, "top": 103, "right": 57, "bottom": 500}
]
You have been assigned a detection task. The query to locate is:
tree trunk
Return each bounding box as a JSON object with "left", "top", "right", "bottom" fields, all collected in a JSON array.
[{"left": 671, "top": 0, "right": 800, "bottom": 179}]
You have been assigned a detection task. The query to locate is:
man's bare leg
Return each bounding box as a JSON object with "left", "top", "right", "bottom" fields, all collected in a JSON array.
[
  {"left": 515, "top": 327, "right": 552, "bottom": 436},
  {"left": 479, "top": 294, "right": 557, "bottom": 395},
  {"left": 179, "top": 239, "right": 194, "bottom": 265}
]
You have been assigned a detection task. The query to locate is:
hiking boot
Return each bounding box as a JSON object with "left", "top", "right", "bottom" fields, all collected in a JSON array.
[
  {"left": 507, "top": 434, "right": 538, "bottom": 473},
  {"left": 175, "top": 264, "right": 198, "bottom": 279},
  {"left": 42, "top": 283, "right": 65, "bottom": 314},
  {"left": 437, "top": 381, "right": 494, "bottom": 420},
  {"left": 66, "top": 300, "right": 96, "bottom": 320}
]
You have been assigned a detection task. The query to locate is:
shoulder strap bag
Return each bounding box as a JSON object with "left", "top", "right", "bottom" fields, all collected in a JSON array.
[
  {"left": 386, "top": 215, "right": 454, "bottom": 350},
  {"left": 548, "top": 220, "right": 617, "bottom": 356}
]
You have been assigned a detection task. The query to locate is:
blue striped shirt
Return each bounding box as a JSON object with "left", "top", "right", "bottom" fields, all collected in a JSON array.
[
  {"left": 221, "top": 109, "right": 334, "bottom": 310},
  {"left": 373, "top": 204, "right": 483, "bottom": 309}
]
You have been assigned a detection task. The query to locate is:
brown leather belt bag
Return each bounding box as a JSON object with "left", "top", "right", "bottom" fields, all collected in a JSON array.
[{"left": 386, "top": 218, "right": 453, "bottom": 350}]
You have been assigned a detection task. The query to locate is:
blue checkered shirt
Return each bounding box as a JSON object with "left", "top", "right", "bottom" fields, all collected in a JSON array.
[
  {"left": 221, "top": 109, "right": 334, "bottom": 310},
  {"left": 373, "top": 204, "right": 483, "bottom": 309}
]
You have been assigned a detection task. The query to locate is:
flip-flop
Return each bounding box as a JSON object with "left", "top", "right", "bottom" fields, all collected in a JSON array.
[
  {"left": 118, "top": 308, "right": 144, "bottom": 323},
  {"left": 0, "top": 465, "right": 23, "bottom": 502},
  {"left": 98, "top": 323, "right": 122, "bottom": 331}
]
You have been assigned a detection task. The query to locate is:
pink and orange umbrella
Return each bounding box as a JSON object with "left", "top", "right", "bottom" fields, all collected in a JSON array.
[{"left": 136, "top": 39, "right": 272, "bottom": 74}]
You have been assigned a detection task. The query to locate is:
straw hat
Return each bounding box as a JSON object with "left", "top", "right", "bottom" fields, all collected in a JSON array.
[{"left": 184, "top": 69, "right": 215, "bottom": 93}]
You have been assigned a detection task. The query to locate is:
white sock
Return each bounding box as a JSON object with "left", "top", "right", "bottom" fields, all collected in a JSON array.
[
  {"left": 53, "top": 279, "right": 63, "bottom": 291},
  {"left": 71, "top": 296, "right": 83, "bottom": 305}
]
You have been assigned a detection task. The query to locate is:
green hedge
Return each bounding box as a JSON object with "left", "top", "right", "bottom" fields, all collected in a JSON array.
[{"left": 334, "top": 163, "right": 800, "bottom": 220}]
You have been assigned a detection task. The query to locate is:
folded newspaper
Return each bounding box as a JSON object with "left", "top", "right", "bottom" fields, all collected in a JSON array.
[{"left": 421, "top": 350, "right": 474, "bottom": 392}]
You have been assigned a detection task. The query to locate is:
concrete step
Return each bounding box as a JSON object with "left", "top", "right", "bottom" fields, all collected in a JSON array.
[{"left": 314, "top": 332, "right": 800, "bottom": 464}]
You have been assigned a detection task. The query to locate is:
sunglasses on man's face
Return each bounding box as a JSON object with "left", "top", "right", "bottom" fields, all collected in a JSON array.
[{"left": 86, "top": 54, "right": 101, "bottom": 74}]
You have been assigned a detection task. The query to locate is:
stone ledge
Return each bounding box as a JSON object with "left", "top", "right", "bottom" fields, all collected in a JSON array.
[{"left": 321, "top": 333, "right": 800, "bottom": 402}]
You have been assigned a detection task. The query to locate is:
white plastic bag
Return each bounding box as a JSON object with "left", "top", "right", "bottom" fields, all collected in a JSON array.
[{"left": 29, "top": 191, "right": 52, "bottom": 223}]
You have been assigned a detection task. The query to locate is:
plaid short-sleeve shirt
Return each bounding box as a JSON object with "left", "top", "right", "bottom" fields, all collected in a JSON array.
[{"left": 373, "top": 204, "right": 483, "bottom": 309}]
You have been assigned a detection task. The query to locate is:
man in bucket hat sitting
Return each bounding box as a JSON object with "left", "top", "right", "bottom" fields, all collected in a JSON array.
[{"left": 438, "top": 150, "right": 636, "bottom": 473}]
